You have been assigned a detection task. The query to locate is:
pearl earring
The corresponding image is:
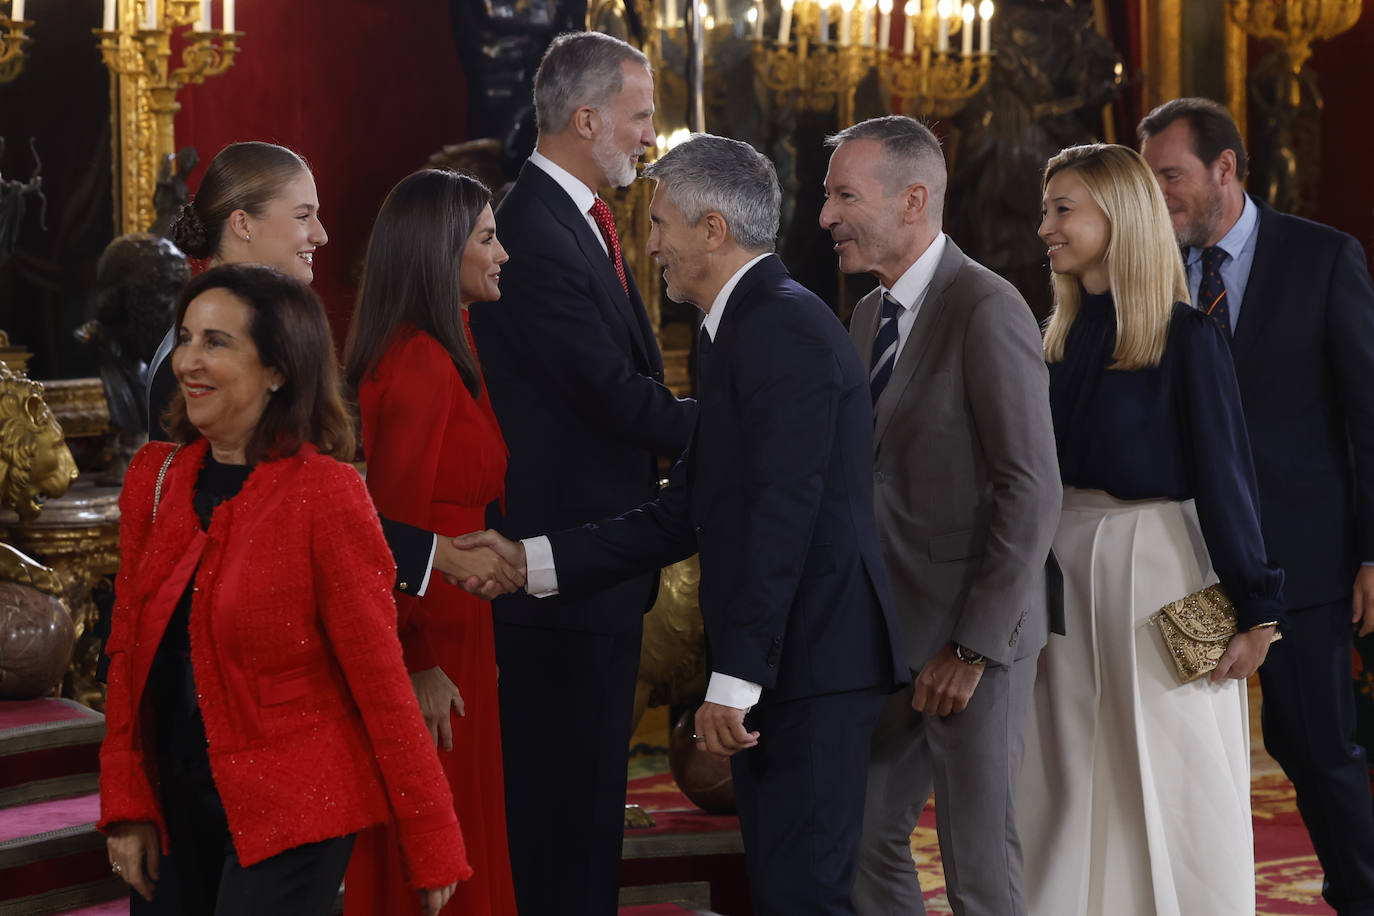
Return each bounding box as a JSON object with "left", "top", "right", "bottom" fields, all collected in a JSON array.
[
  {"left": 270, "top": 383, "right": 280, "bottom": 392},
  {"left": 243, "top": 230, "right": 251, "bottom": 243}
]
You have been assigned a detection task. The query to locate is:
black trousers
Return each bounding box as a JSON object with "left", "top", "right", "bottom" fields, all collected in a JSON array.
[
  {"left": 1260, "top": 598, "right": 1374, "bottom": 916},
  {"left": 131, "top": 763, "right": 354, "bottom": 916},
  {"left": 732, "top": 687, "right": 885, "bottom": 916},
  {"left": 494, "top": 619, "right": 643, "bottom": 916}
]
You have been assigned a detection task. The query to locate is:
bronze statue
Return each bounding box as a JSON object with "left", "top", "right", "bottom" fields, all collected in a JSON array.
[
  {"left": 0, "top": 137, "right": 45, "bottom": 269},
  {"left": 149, "top": 147, "right": 200, "bottom": 239}
]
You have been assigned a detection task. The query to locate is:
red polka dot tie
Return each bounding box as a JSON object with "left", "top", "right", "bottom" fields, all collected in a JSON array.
[
  {"left": 1199, "top": 245, "right": 1230, "bottom": 335},
  {"left": 589, "top": 197, "right": 629, "bottom": 297}
]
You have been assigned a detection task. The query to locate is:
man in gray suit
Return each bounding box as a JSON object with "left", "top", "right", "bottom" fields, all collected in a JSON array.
[{"left": 820, "top": 116, "right": 1061, "bottom": 916}]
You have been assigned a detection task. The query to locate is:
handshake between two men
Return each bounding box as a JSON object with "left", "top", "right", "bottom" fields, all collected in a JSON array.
[{"left": 433, "top": 530, "right": 529, "bottom": 599}]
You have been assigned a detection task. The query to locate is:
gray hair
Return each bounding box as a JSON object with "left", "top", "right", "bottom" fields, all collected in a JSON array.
[
  {"left": 534, "top": 31, "right": 651, "bottom": 135},
  {"left": 826, "top": 116, "right": 948, "bottom": 203},
  {"left": 642, "top": 134, "right": 780, "bottom": 253}
]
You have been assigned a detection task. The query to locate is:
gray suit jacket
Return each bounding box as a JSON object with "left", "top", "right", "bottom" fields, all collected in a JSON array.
[{"left": 851, "top": 238, "right": 1062, "bottom": 670}]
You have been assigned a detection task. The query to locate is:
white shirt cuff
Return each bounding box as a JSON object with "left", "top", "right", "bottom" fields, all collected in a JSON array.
[
  {"left": 413, "top": 534, "right": 437, "bottom": 597},
  {"left": 522, "top": 535, "right": 559, "bottom": 597},
  {"left": 705, "top": 672, "right": 762, "bottom": 710}
]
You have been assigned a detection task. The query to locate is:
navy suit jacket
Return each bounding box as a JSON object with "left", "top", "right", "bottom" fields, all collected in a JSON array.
[
  {"left": 1230, "top": 197, "right": 1374, "bottom": 609},
  {"left": 470, "top": 161, "right": 696, "bottom": 634},
  {"left": 549, "top": 255, "right": 904, "bottom": 700}
]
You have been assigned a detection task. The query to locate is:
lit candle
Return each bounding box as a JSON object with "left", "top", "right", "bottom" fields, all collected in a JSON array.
[
  {"left": 839, "top": 0, "right": 853, "bottom": 46},
  {"left": 819, "top": 3, "right": 829, "bottom": 43},
  {"left": 144, "top": 0, "right": 157, "bottom": 30},
  {"left": 223, "top": 0, "right": 234, "bottom": 32},
  {"left": 861, "top": 0, "right": 874, "bottom": 46},
  {"left": 11, "top": 0, "right": 24, "bottom": 21},
  {"left": 751, "top": 3, "right": 764, "bottom": 39},
  {"left": 979, "top": 0, "right": 992, "bottom": 51},
  {"left": 195, "top": 0, "right": 210, "bottom": 30},
  {"left": 936, "top": 0, "right": 951, "bottom": 51},
  {"left": 902, "top": 0, "right": 917, "bottom": 55},
  {"left": 778, "top": 0, "right": 793, "bottom": 42},
  {"left": 877, "top": 0, "right": 892, "bottom": 48},
  {"left": 961, "top": 1, "right": 973, "bottom": 55},
  {"left": 103, "top": 0, "right": 116, "bottom": 30}
]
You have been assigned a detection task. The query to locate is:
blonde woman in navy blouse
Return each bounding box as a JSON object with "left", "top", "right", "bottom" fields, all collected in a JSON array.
[{"left": 1015, "top": 144, "right": 1284, "bottom": 916}]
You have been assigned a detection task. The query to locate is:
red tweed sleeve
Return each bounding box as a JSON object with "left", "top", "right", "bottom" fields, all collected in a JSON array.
[
  {"left": 97, "top": 442, "right": 176, "bottom": 842},
  {"left": 307, "top": 458, "right": 472, "bottom": 889}
]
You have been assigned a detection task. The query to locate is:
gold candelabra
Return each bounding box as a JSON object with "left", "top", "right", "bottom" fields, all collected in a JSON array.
[
  {"left": 96, "top": 0, "right": 242, "bottom": 234},
  {"left": 751, "top": 0, "right": 994, "bottom": 123},
  {"left": 0, "top": 6, "right": 32, "bottom": 83},
  {"left": 1229, "top": 0, "right": 1362, "bottom": 104}
]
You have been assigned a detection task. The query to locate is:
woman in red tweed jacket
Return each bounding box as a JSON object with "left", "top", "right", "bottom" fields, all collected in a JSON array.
[{"left": 99, "top": 264, "right": 469, "bottom": 916}]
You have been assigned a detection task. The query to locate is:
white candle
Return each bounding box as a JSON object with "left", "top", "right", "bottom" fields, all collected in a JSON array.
[
  {"left": 936, "top": 0, "right": 951, "bottom": 50},
  {"left": 223, "top": 0, "right": 234, "bottom": 32},
  {"left": 778, "top": 0, "right": 793, "bottom": 42},
  {"left": 143, "top": 0, "right": 157, "bottom": 29},
  {"left": 103, "top": 0, "right": 116, "bottom": 30},
  {"left": 960, "top": 2, "right": 973, "bottom": 54},
  {"left": 10, "top": 0, "right": 23, "bottom": 21},
  {"left": 839, "top": 0, "right": 853, "bottom": 45},
  {"left": 715, "top": 0, "right": 728, "bottom": 22},
  {"left": 979, "top": 0, "right": 992, "bottom": 51},
  {"left": 751, "top": 2, "right": 764, "bottom": 38},
  {"left": 902, "top": 0, "right": 917, "bottom": 55},
  {"left": 861, "top": 0, "right": 874, "bottom": 46},
  {"left": 195, "top": 0, "right": 210, "bottom": 30},
  {"left": 818, "top": 3, "right": 829, "bottom": 42},
  {"left": 877, "top": 0, "right": 892, "bottom": 48}
]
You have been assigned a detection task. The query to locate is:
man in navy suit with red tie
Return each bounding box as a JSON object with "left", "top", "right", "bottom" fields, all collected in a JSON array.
[
  {"left": 467, "top": 30, "right": 696, "bottom": 916},
  {"left": 1141, "top": 97, "right": 1374, "bottom": 916}
]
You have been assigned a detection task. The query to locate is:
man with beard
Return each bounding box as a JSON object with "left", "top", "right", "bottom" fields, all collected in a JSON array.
[
  {"left": 821, "top": 116, "right": 1062, "bottom": 916},
  {"left": 1140, "top": 97, "right": 1374, "bottom": 916},
  {"left": 467, "top": 30, "right": 696, "bottom": 916}
]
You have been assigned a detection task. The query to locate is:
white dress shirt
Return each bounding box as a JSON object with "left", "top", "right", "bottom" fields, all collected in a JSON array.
[
  {"left": 880, "top": 232, "right": 947, "bottom": 359},
  {"left": 524, "top": 253, "right": 772, "bottom": 711}
]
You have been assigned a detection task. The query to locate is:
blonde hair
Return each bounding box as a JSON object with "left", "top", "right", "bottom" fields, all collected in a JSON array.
[{"left": 1041, "top": 144, "right": 1189, "bottom": 370}]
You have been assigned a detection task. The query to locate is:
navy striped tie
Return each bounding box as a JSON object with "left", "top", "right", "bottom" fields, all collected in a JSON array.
[{"left": 869, "top": 293, "right": 902, "bottom": 405}]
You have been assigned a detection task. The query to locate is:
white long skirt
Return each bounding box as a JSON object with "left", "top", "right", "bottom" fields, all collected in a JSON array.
[{"left": 1017, "top": 488, "right": 1254, "bottom": 916}]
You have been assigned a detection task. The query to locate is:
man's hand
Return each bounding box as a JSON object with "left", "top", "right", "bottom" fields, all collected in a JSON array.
[
  {"left": 436, "top": 531, "right": 526, "bottom": 598},
  {"left": 411, "top": 666, "right": 465, "bottom": 751},
  {"left": 1210, "top": 626, "right": 1275, "bottom": 682},
  {"left": 912, "top": 643, "right": 985, "bottom": 717},
  {"left": 693, "top": 701, "right": 759, "bottom": 758},
  {"left": 107, "top": 821, "right": 160, "bottom": 902},
  {"left": 1354, "top": 566, "right": 1374, "bottom": 637}
]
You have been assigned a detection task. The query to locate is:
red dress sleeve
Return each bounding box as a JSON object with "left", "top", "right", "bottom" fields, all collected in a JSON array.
[{"left": 358, "top": 329, "right": 459, "bottom": 672}]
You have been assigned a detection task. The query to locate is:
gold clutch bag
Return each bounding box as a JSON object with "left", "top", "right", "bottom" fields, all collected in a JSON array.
[{"left": 1150, "top": 584, "right": 1279, "bottom": 685}]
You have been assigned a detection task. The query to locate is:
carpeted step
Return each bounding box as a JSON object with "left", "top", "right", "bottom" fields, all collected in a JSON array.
[
  {"left": 0, "top": 698, "right": 105, "bottom": 809},
  {"left": 0, "top": 792, "right": 124, "bottom": 916}
]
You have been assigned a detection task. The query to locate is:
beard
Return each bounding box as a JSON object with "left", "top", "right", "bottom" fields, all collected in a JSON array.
[
  {"left": 592, "top": 116, "right": 640, "bottom": 189},
  {"left": 1176, "top": 181, "right": 1226, "bottom": 249}
]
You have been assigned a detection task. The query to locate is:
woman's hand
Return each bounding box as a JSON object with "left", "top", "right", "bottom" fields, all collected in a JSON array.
[
  {"left": 1210, "top": 626, "right": 1276, "bottom": 682},
  {"left": 411, "top": 666, "right": 464, "bottom": 751},
  {"left": 420, "top": 881, "right": 458, "bottom": 915},
  {"left": 107, "top": 821, "right": 160, "bottom": 902}
]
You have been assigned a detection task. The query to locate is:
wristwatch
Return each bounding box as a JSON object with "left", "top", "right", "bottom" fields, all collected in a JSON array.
[{"left": 952, "top": 642, "right": 987, "bottom": 666}]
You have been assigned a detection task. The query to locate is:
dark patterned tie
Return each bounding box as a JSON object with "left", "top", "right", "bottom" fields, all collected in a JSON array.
[
  {"left": 697, "top": 325, "right": 712, "bottom": 386},
  {"left": 1199, "top": 245, "right": 1230, "bottom": 335},
  {"left": 869, "top": 292, "right": 902, "bottom": 405},
  {"left": 589, "top": 197, "right": 630, "bottom": 297}
]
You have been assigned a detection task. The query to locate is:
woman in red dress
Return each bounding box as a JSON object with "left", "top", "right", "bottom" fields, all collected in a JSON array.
[{"left": 343, "top": 169, "right": 517, "bottom": 915}]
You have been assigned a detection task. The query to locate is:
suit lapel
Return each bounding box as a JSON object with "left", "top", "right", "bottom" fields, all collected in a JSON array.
[
  {"left": 519, "top": 163, "right": 656, "bottom": 369},
  {"left": 852, "top": 287, "right": 882, "bottom": 367},
  {"left": 1230, "top": 197, "right": 1285, "bottom": 367},
  {"left": 873, "top": 240, "right": 965, "bottom": 447}
]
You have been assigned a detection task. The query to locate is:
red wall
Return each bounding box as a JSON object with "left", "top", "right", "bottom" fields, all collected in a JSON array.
[
  {"left": 173, "top": 1, "right": 469, "bottom": 339},
  {"left": 1311, "top": 8, "right": 1374, "bottom": 267}
]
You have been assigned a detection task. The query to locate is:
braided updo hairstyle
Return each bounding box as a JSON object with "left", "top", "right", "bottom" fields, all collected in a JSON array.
[{"left": 169, "top": 142, "right": 310, "bottom": 260}]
